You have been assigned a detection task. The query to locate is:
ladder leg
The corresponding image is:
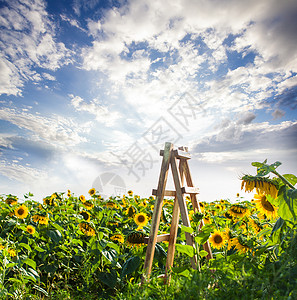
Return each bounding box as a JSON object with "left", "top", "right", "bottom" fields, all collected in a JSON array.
[
  {"left": 171, "top": 154, "right": 197, "bottom": 269},
  {"left": 165, "top": 196, "right": 180, "bottom": 283},
  {"left": 142, "top": 142, "right": 173, "bottom": 283}
]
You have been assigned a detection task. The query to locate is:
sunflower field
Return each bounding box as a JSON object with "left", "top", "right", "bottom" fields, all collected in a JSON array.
[{"left": 1, "top": 160, "right": 297, "bottom": 299}]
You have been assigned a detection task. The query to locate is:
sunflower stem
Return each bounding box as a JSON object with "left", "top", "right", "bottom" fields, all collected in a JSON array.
[{"left": 271, "top": 170, "right": 295, "bottom": 190}]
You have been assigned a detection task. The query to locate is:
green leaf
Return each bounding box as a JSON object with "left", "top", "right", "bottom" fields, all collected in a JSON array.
[
  {"left": 195, "top": 230, "right": 211, "bottom": 245},
  {"left": 180, "top": 225, "right": 194, "bottom": 234},
  {"left": 34, "top": 245, "right": 45, "bottom": 252},
  {"left": 98, "top": 270, "right": 117, "bottom": 288},
  {"left": 199, "top": 250, "right": 209, "bottom": 257},
  {"left": 270, "top": 217, "right": 285, "bottom": 235},
  {"left": 19, "top": 243, "right": 32, "bottom": 252},
  {"left": 277, "top": 187, "right": 297, "bottom": 222},
  {"left": 252, "top": 162, "right": 264, "bottom": 168},
  {"left": 51, "top": 222, "right": 65, "bottom": 233},
  {"left": 44, "top": 264, "right": 58, "bottom": 274},
  {"left": 121, "top": 256, "right": 140, "bottom": 278},
  {"left": 283, "top": 174, "right": 297, "bottom": 186},
  {"left": 32, "top": 285, "right": 49, "bottom": 297},
  {"left": 175, "top": 244, "right": 194, "bottom": 257},
  {"left": 102, "top": 249, "right": 117, "bottom": 264},
  {"left": 47, "top": 229, "right": 62, "bottom": 244},
  {"left": 23, "top": 258, "right": 36, "bottom": 270}
]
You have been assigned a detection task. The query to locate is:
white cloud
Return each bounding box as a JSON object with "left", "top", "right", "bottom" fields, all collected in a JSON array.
[
  {"left": 0, "top": 107, "right": 87, "bottom": 146},
  {"left": 0, "top": 160, "right": 48, "bottom": 184},
  {"left": 70, "top": 94, "right": 121, "bottom": 127},
  {"left": 0, "top": 0, "right": 72, "bottom": 96}
]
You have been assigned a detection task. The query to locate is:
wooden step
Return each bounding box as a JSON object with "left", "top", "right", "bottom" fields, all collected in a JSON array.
[{"left": 144, "top": 234, "right": 170, "bottom": 244}]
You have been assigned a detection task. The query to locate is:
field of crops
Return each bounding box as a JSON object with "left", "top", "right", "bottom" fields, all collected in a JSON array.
[{"left": 1, "top": 160, "right": 297, "bottom": 299}]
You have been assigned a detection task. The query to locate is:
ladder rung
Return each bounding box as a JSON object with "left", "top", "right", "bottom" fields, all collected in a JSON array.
[
  {"left": 181, "top": 186, "right": 199, "bottom": 194},
  {"left": 160, "top": 149, "right": 191, "bottom": 159},
  {"left": 174, "top": 149, "right": 191, "bottom": 159},
  {"left": 152, "top": 189, "right": 176, "bottom": 197},
  {"left": 144, "top": 234, "right": 171, "bottom": 244}
]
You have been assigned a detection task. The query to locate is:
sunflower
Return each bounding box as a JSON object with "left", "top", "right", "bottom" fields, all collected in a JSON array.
[
  {"left": 209, "top": 230, "right": 226, "bottom": 249},
  {"left": 248, "top": 219, "right": 262, "bottom": 233},
  {"left": 32, "top": 214, "right": 49, "bottom": 225},
  {"left": 127, "top": 190, "right": 133, "bottom": 196},
  {"left": 26, "top": 225, "right": 36, "bottom": 235},
  {"left": 110, "top": 234, "right": 124, "bottom": 244},
  {"left": 254, "top": 192, "right": 278, "bottom": 220},
  {"left": 0, "top": 243, "right": 5, "bottom": 250},
  {"left": 126, "top": 231, "right": 146, "bottom": 246},
  {"left": 228, "top": 205, "right": 250, "bottom": 219},
  {"left": 88, "top": 188, "right": 96, "bottom": 196},
  {"left": 8, "top": 248, "right": 16, "bottom": 257},
  {"left": 79, "top": 195, "right": 86, "bottom": 203},
  {"left": 39, "top": 216, "right": 49, "bottom": 225},
  {"left": 199, "top": 202, "right": 205, "bottom": 212},
  {"left": 5, "top": 197, "right": 18, "bottom": 205},
  {"left": 105, "top": 201, "right": 116, "bottom": 209},
  {"left": 231, "top": 237, "right": 250, "bottom": 254},
  {"left": 43, "top": 197, "right": 56, "bottom": 206},
  {"left": 203, "top": 214, "right": 211, "bottom": 225},
  {"left": 134, "top": 212, "right": 149, "bottom": 228},
  {"left": 79, "top": 222, "right": 95, "bottom": 236},
  {"left": 83, "top": 201, "right": 94, "bottom": 210},
  {"left": 80, "top": 211, "right": 91, "bottom": 222},
  {"left": 15, "top": 204, "right": 29, "bottom": 219},
  {"left": 126, "top": 205, "right": 136, "bottom": 217},
  {"left": 241, "top": 175, "right": 278, "bottom": 198}
]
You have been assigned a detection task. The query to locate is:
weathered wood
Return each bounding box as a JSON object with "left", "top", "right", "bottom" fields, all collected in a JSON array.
[
  {"left": 181, "top": 186, "right": 200, "bottom": 194},
  {"left": 183, "top": 160, "right": 213, "bottom": 260},
  {"left": 144, "top": 234, "right": 171, "bottom": 244},
  {"left": 170, "top": 154, "right": 197, "bottom": 269},
  {"left": 174, "top": 149, "right": 191, "bottom": 159},
  {"left": 152, "top": 189, "right": 176, "bottom": 197},
  {"left": 165, "top": 196, "right": 180, "bottom": 282},
  {"left": 142, "top": 142, "right": 173, "bottom": 282}
]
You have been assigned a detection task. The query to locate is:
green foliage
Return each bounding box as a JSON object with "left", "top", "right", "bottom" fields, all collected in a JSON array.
[{"left": 0, "top": 160, "right": 297, "bottom": 299}]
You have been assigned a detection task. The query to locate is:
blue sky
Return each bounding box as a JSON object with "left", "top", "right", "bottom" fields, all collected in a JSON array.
[{"left": 0, "top": 0, "right": 297, "bottom": 202}]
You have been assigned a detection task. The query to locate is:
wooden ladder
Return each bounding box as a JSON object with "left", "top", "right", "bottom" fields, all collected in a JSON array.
[{"left": 142, "top": 142, "right": 212, "bottom": 283}]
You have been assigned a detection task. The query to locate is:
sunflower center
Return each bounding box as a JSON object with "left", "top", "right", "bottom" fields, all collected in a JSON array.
[
  {"left": 138, "top": 215, "right": 145, "bottom": 223},
  {"left": 18, "top": 208, "right": 25, "bottom": 215},
  {"left": 214, "top": 235, "right": 223, "bottom": 244},
  {"left": 261, "top": 198, "right": 274, "bottom": 212}
]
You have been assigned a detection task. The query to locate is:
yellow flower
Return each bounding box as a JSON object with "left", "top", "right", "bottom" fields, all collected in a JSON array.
[
  {"left": 241, "top": 176, "right": 278, "bottom": 198},
  {"left": 80, "top": 211, "right": 91, "bottom": 222},
  {"left": 127, "top": 190, "right": 133, "bottom": 196},
  {"left": 8, "top": 248, "right": 16, "bottom": 257},
  {"left": 134, "top": 212, "right": 149, "bottom": 228},
  {"left": 5, "top": 197, "right": 18, "bottom": 205},
  {"left": 39, "top": 216, "right": 49, "bottom": 225},
  {"left": 79, "top": 222, "right": 95, "bottom": 236},
  {"left": 83, "top": 200, "right": 94, "bottom": 210},
  {"left": 209, "top": 230, "right": 226, "bottom": 249},
  {"left": 126, "top": 205, "right": 136, "bottom": 217},
  {"left": 79, "top": 195, "right": 86, "bottom": 203},
  {"left": 231, "top": 237, "right": 250, "bottom": 254},
  {"left": 110, "top": 234, "right": 124, "bottom": 244},
  {"left": 126, "top": 231, "right": 146, "bottom": 246},
  {"left": 254, "top": 193, "right": 278, "bottom": 220},
  {"left": 228, "top": 205, "right": 250, "bottom": 219},
  {"left": 105, "top": 201, "right": 116, "bottom": 209},
  {"left": 88, "top": 188, "right": 96, "bottom": 196},
  {"left": 26, "top": 225, "right": 36, "bottom": 235},
  {"left": 15, "top": 204, "right": 29, "bottom": 219},
  {"left": 0, "top": 243, "right": 5, "bottom": 250},
  {"left": 32, "top": 214, "right": 49, "bottom": 225}
]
